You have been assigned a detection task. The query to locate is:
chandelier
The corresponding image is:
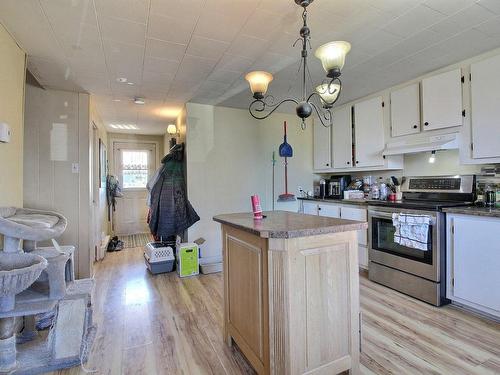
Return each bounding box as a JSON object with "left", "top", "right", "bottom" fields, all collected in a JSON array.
[{"left": 245, "top": 0, "right": 351, "bottom": 129}]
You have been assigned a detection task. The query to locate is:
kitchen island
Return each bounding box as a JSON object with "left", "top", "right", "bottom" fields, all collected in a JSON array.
[{"left": 213, "top": 211, "right": 367, "bottom": 375}]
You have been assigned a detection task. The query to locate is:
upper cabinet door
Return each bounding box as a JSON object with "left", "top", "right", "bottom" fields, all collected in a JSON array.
[
  {"left": 313, "top": 120, "right": 331, "bottom": 170},
  {"left": 354, "top": 96, "right": 385, "bottom": 168},
  {"left": 332, "top": 106, "right": 352, "bottom": 169},
  {"left": 422, "top": 69, "right": 463, "bottom": 131},
  {"left": 390, "top": 83, "right": 420, "bottom": 137},
  {"left": 470, "top": 54, "right": 500, "bottom": 159}
]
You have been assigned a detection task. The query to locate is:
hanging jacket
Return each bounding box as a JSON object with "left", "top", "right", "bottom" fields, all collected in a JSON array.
[{"left": 148, "top": 144, "right": 200, "bottom": 237}]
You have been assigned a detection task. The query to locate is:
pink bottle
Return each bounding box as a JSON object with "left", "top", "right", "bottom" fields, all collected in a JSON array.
[{"left": 251, "top": 195, "right": 263, "bottom": 219}]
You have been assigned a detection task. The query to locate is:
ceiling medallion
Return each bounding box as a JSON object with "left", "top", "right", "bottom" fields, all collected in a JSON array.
[{"left": 245, "top": 0, "right": 351, "bottom": 129}]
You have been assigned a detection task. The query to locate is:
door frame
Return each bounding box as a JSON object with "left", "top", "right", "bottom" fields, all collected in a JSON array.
[{"left": 109, "top": 139, "right": 160, "bottom": 234}]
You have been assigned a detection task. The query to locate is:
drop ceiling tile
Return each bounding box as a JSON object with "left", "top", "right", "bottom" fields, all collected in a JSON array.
[
  {"left": 206, "top": 0, "right": 257, "bottom": 17},
  {"left": 95, "top": 0, "right": 149, "bottom": 24},
  {"left": 226, "top": 35, "right": 270, "bottom": 59},
  {"left": 475, "top": 16, "right": 500, "bottom": 37},
  {"left": 150, "top": 0, "right": 205, "bottom": 17},
  {"left": 356, "top": 29, "right": 403, "bottom": 56},
  {"left": 145, "top": 38, "right": 187, "bottom": 61},
  {"left": 423, "top": 0, "right": 476, "bottom": 15},
  {"left": 194, "top": 10, "right": 248, "bottom": 42},
  {"left": 143, "top": 70, "right": 175, "bottom": 86},
  {"left": 40, "top": 0, "right": 96, "bottom": 25},
  {"left": 148, "top": 13, "right": 198, "bottom": 45},
  {"left": 478, "top": 0, "right": 500, "bottom": 15},
  {"left": 444, "top": 3, "right": 496, "bottom": 30},
  {"left": 207, "top": 69, "right": 242, "bottom": 84},
  {"left": 382, "top": 5, "right": 445, "bottom": 38},
  {"left": 175, "top": 55, "right": 218, "bottom": 82},
  {"left": 249, "top": 52, "right": 296, "bottom": 74},
  {"left": 429, "top": 18, "right": 464, "bottom": 37},
  {"left": 240, "top": 9, "right": 283, "bottom": 39},
  {"left": 258, "top": 0, "right": 295, "bottom": 14},
  {"left": 143, "top": 56, "right": 180, "bottom": 75},
  {"left": 215, "top": 53, "right": 254, "bottom": 73},
  {"left": 185, "top": 36, "right": 230, "bottom": 59},
  {"left": 0, "top": 1, "right": 66, "bottom": 61},
  {"left": 100, "top": 16, "right": 146, "bottom": 45},
  {"left": 367, "top": 0, "right": 422, "bottom": 17}
]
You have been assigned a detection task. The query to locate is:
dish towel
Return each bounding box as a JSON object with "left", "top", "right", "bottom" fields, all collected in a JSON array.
[{"left": 392, "top": 213, "right": 431, "bottom": 251}]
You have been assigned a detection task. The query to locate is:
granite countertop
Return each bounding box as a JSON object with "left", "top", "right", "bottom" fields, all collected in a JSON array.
[
  {"left": 297, "top": 197, "right": 369, "bottom": 206},
  {"left": 443, "top": 206, "right": 500, "bottom": 218},
  {"left": 213, "top": 210, "right": 368, "bottom": 239}
]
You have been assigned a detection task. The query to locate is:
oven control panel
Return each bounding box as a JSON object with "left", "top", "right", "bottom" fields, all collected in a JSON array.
[{"left": 409, "top": 178, "right": 461, "bottom": 191}]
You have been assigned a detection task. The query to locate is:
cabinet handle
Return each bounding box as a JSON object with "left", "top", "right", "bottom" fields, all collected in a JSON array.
[
  {"left": 326, "top": 163, "right": 329, "bottom": 166},
  {"left": 318, "top": 207, "right": 322, "bottom": 211},
  {"left": 413, "top": 125, "right": 418, "bottom": 129},
  {"left": 347, "top": 161, "right": 350, "bottom": 165},
  {"left": 356, "top": 161, "right": 359, "bottom": 164},
  {"left": 424, "top": 122, "right": 429, "bottom": 126}
]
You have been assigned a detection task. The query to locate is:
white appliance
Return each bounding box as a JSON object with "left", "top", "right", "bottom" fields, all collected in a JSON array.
[{"left": 0, "top": 122, "right": 11, "bottom": 143}]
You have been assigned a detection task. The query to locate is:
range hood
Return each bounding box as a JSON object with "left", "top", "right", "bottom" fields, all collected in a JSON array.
[{"left": 383, "top": 133, "right": 459, "bottom": 156}]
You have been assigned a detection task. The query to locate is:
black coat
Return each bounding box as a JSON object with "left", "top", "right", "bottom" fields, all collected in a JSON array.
[{"left": 149, "top": 144, "right": 200, "bottom": 237}]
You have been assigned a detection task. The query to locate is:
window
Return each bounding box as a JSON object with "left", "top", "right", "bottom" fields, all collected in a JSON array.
[{"left": 122, "top": 150, "right": 149, "bottom": 188}]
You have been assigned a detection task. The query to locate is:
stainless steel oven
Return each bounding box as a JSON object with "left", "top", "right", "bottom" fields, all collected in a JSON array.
[
  {"left": 367, "top": 175, "right": 475, "bottom": 306},
  {"left": 368, "top": 207, "right": 446, "bottom": 306}
]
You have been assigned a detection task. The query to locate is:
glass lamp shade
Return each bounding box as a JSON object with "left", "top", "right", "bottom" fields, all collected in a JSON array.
[
  {"left": 316, "top": 83, "right": 340, "bottom": 106},
  {"left": 167, "top": 124, "right": 177, "bottom": 135},
  {"left": 245, "top": 71, "right": 273, "bottom": 98},
  {"left": 314, "top": 41, "right": 351, "bottom": 77}
]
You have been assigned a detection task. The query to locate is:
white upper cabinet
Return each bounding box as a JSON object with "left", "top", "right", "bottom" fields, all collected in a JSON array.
[
  {"left": 470, "top": 54, "right": 500, "bottom": 159},
  {"left": 422, "top": 69, "right": 463, "bottom": 131},
  {"left": 332, "top": 106, "right": 352, "bottom": 169},
  {"left": 390, "top": 83, "right": 420, "bottom": 137},
  {"left": 313, "top": 120, "right": 331, "bottom": 170},
  {"left": 354, "top": 96, "right": 385, "bottom": 168}
]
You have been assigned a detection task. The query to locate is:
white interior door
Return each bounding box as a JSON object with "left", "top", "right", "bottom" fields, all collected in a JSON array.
[{"left": 113, "top": 142, "right": 156, "bottom": 235}]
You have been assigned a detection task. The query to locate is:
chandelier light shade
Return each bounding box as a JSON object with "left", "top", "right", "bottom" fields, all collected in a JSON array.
[
  {"left": 167, "top": 124, "right": 177, "bottom": 135},
  {"left": 316, "top": 83, "right": 341, "bottom": 108},
  {"left": 245, "top": 0, "right": 351, "bottom": 128},
  {"left": 314, "top": 41, "right": 351, "bottom": 78},
  {"left": 245, "top": 71, "right": 274, "bottom": 99}
]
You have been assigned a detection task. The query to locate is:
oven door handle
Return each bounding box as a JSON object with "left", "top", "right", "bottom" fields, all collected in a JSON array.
[{"left": 369, "top": 211, "right": 437, "bottom": 225}]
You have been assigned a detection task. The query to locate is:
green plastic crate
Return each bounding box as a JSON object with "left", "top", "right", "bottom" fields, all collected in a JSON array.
[{"left": 176, "top": 243, "right": 199, "bottom": 277}]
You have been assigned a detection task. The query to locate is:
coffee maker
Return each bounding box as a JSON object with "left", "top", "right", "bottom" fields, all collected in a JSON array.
[{"left": 328, "top": 175, "right": 351, "bottom": 199}]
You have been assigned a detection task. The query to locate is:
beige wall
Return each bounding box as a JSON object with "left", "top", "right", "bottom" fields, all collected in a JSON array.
[
  {"left": 185, "top": 103, "right": 314, "bottom": 260},
  {"left": 0, "top": 23, "right": 26, "bottom": 207}
]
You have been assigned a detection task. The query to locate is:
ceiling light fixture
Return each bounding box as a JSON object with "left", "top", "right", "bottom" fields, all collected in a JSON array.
[
  {"left": 127, "top": 82, "right": 135, "bottom": 85},
  {"left": 245, "top": 0, "right": 350, "bottom": 129},
  {"left": 167, "top": 124, "right": 177, "bottom": 135},
  {"left": 110, "top": 124, "right": 138, "bottom": 130},
  {"left": 134, "top": 97, "right": 146, "bottom": 105}
]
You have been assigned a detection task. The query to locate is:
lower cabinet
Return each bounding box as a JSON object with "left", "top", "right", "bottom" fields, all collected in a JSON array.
[
  {"left": 301, "top": 201, "right": 369, "bottom": 269},
  {"left": 446, "top": 214, "right": 500, "bottom": 318}
]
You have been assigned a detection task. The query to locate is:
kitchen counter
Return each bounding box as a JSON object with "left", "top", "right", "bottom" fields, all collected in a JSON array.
[
  {"left": 213, "top": 211, "right": 363, "bottom": 374},
  {"left": 443, "top": 206, "right": 500, "bottom": 218},
  {"left": 213, "top": 210, "right": 367, "bottom": 239},
  {"left": 298, "top": 196, "right": 369, "bottom": 206}
]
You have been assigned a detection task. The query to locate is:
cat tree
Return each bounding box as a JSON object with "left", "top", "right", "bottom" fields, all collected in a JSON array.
[{"left": 0, "top": 207, "right": 94, "bottom": 374}]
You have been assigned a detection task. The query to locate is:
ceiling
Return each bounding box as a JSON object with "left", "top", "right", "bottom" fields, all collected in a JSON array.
[{"left": 1, "top": 0, "right": 500, "bottom": 134}]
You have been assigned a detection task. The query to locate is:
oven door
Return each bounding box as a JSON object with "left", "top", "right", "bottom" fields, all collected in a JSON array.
[{"left": 368, "top": 208, "right": 441, "bottom": 282}]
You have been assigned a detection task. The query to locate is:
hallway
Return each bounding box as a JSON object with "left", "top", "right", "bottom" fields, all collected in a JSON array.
[{"left": 51, "top": 247, "right": 500, "bottom": 375}]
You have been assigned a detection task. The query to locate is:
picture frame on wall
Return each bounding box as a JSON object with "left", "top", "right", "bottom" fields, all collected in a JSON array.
[{"left": 99, "top": 139, "right": 107, "bottom": 188}]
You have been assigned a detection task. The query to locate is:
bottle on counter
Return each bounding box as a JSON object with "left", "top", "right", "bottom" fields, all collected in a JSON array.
[
  {"left": 379, "top": 182, "right": 388, "bottom": 201},
  {"left": 371, "top": 182, "right": 380, "bottom": 200}
]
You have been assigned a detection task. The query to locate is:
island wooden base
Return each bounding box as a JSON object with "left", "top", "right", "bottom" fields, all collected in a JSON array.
[{"left": 222, "top": 225, "right": 360, "bottom": 375}]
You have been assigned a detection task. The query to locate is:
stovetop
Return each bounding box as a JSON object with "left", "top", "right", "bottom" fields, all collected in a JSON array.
[{"left": 367, "top": 199, "right": 473, "bottom": 211}]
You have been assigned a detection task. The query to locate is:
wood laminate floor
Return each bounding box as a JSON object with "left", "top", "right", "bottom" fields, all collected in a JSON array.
[{"left": 51, "top": 247, "right": 500, "bottom": 375}]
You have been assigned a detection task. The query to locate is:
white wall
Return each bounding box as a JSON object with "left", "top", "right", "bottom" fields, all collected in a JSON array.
[
  {"left": 24, "top": 85, "right": 92, "bottom": 278},
  {"left": 185, "top": 103, "right": 313, "bottom": 260}
]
